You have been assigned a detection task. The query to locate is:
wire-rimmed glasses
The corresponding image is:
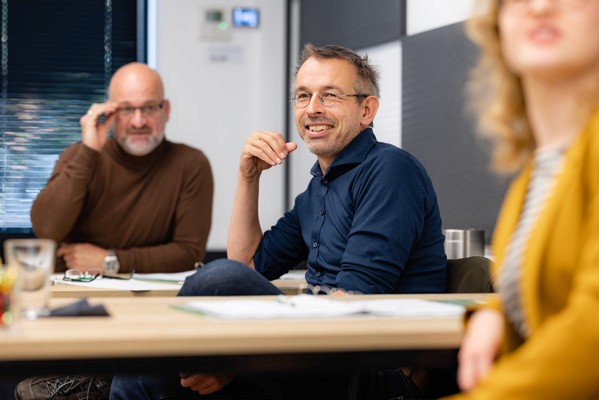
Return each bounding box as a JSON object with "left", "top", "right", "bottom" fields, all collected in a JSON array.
[
  {"left": 290, "top": 91, "right": 370, "bottom": 108},
  {"left": 116, "top": 101, "right": 165, "bottom": 117},
  {"left": 63, "top": 268, "right": 103, "bottom": 283},
  {"left": 62, "top": 269, "right": 135, "bottom": 282}
]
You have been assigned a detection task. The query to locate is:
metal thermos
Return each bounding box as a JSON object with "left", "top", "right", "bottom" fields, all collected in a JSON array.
[{"left": 443, "top": 229, "right": 485, "bottom": 259}]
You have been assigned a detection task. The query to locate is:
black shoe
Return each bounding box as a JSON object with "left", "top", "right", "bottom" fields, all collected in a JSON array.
[{"left": 14, "top": 375, "right": 111, "bottom": 400}]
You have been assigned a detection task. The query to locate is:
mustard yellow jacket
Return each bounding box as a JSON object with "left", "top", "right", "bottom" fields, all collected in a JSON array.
[{"left": 447, "top": 110, "right": 599, "bottom": 400}]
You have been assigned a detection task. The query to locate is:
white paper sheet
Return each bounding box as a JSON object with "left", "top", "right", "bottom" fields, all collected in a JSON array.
[
  {"left": 52, "top": 275, "right": 182, "bottom": 291},
  {"left": 132, "top": 270, "right": 198, "bottom": 283},
  {"left": 178, "top": 295, "right": 465, "bottom": 319},
  {"left": 277, "top": 270, "right": 307, "bottom": 280}
]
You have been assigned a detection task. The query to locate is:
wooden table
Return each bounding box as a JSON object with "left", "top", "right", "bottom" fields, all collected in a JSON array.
[{"left": 0, "top": 294, "right": 488, "bottom": 378}]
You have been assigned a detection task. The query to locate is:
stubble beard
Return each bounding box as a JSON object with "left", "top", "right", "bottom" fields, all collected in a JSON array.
[{"left": 118, "top": 133, "right": 164, "bottom": 156}]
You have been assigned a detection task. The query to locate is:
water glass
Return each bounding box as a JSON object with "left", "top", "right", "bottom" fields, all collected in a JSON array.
[{"left": 4, "top": 239, "right": 56, "bottom": 319}]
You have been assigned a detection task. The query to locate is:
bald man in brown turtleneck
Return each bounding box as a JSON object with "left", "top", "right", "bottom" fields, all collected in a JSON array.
[{"left": 31, "top": 62, "right": 213, "bottom": 274}]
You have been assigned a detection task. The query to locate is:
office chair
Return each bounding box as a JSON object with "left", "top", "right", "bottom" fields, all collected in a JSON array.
[
  {"left": 347, "top": 257, "right": 494, "bottom": 399},
  {"left": 422, "top": 256, "right": 494, "bottom": 399},
  {"left": 446, "top": 256, "right": 494, "bottom": 294}
]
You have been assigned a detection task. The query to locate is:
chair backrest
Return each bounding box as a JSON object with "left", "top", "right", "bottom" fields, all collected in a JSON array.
[{"left": 446, "top": 256, "right": 493, "bottom": 293}]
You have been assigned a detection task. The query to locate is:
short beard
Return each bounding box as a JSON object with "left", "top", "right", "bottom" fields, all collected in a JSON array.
[
  {"left": 305, "top": 141, "right": 334, "bottom": 157},
  {"left": 118, "top": 134, "right": 164, "bottom": 156}
]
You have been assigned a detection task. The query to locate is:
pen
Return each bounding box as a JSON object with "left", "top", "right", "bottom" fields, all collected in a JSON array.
[
  {"left": 276, "top": 296, "right": 296, "bottom": 308},
  {"left": 103, "top": 270, "right": 135, "bottom": 280}
]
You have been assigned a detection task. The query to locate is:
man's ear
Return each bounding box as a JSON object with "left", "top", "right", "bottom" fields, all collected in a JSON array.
[
  {"left": 361, "top": 96, "right": 379, "bottom": 128},
  {"left": 163, "top": 99, "right": 172, "bottom": 121}
]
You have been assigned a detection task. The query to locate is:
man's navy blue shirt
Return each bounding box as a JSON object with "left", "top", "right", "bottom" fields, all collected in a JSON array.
[{"left": 254, "top": 128, "right": 446, "bottom": 294}]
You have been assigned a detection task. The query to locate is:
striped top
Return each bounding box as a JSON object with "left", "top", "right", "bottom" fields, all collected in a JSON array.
[{"left": 497, "top": 147, "right": 566, "bottom": 339}]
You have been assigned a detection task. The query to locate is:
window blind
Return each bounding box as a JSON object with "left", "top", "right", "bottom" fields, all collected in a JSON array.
[{"left": 0, "top": 0, "right": 139, "bottom": 233}]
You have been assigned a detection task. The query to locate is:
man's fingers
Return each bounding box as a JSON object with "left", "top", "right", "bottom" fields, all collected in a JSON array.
[
  {"left": 246, "top": 140, "right": 282, "bottom": 166},
  {"left": 97, "top": 108, "right": 117, "bottom": 127},
  {"left": 95, "top": 112, "right": 117, "bottom": 138},
  {"left": 56, "top": 244, "right": 73, "bottom": 257},
  {"left": 86, "top": 102, "right": 119, "bottom": 119},
  {"left": 180, "top": 372, "right": 234, "bottom": 395},
  {"left": 80, "top": 106, "right": 102, "bottom": 126},
  {"left": 247, "top": 132, "right": 287, "bottom": 164},
  {"left": 238, "top": 130, "right": 297, "bottom": 180},
  {"left": 286, "top": 142, "right": 298, "bottom": 153},
  {"left": 245, "top": 131, "right": 296, "bottom": 166},
  {"left": 180, "top": 374, "right": 218, "bottom": 394},
  {"left": 190, "top": 382, "right": 219, "bottom": 395},
  {"left": 80, "top": 102, "right": 119, "bottom": 127}
]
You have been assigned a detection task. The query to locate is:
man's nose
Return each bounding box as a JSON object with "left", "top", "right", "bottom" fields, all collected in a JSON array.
[
  {"left": 130, "top": 109, "right": 147, "bottom": 127},
  {"left": 305, "top": 94, "right": 324, "bottom": 115}
]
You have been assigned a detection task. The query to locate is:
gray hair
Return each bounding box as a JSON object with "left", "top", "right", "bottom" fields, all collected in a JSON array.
[{"left": 294, "top": 43, "right": 380, "bottom": 98}]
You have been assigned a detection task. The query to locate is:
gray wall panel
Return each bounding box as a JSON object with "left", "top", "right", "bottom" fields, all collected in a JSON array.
[
  {"left": 299, "top": 0, "right": 403, "bottom": 49},
  {"left": 402, "top": 23, "right": 511, "bottom": 243}
]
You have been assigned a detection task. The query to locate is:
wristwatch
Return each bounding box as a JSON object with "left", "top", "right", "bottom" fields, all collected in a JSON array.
[{"left": 103, "top": 250, "right": 120, "bottom": 275}]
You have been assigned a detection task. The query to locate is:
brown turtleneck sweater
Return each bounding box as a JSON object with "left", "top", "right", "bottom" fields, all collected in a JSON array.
[{"left": 31, "top": 138, "right": 213, "bottom": 273}]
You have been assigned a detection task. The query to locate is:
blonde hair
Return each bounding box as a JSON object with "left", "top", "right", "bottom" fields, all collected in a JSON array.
[{"left": 466, "top": 0, "right": 534, "bottom": 173}]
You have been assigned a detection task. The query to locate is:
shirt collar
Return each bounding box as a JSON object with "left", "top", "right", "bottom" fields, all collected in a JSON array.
[{"left": 309, "top": 128, "right": 377, "bottom": 179}]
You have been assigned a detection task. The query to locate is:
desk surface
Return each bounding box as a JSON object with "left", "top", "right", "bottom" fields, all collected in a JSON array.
[{"left": 0, "top": 294, "right": 488, "bottom": 377}]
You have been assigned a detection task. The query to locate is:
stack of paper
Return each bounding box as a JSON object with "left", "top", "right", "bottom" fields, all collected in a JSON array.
[
  {"left": 277, "top": 270, "right": 306, "bottom": 280},
  {"left": 177, "top": 295, "right": 465, "bottom": 319},
  {"left": 52, "top": 275, "right": 183, "bottom": 291},
  {"left": 132, "top": 270, "right": 197, "bottom": 284}
]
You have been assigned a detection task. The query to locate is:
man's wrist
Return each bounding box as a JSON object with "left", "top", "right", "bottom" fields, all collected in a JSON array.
[{"left": 103, "top": 249, "right": 120, "bottom": 274}]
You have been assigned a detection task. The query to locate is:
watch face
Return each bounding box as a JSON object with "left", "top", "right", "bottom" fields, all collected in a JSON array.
[{"left": 104, "top": 255, "right": 120, "bottom": 274}]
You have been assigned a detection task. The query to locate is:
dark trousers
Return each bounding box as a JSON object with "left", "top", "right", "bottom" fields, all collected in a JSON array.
[{"left": 111, "top": 260, "right": 349, "bottom": 400}]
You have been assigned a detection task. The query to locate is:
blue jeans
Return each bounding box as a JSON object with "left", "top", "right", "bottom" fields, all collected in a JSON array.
[
  {"left": 109, "top": 259, "right": 282, "bottom": 400},
  {"left": 110, "top": 373, "right": 271, "bottom": 400},
  {"left": 178, "top": 259, "right": 284, "bottom": 297},
  {"left": 110, "top": 372, "right": 351, "bottom": 400}
]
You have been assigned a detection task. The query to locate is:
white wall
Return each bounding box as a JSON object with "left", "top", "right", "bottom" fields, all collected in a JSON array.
[
  {"left": 361, "top": 41, "right": 402, "bottom": 148},
  {"left": 148, "top": 0, "right": 478, "bottom": 251},
  {"left": 150, "top": 0, "right": 287, "bottom": 250},
  {"left": 407, "top": 0, "right": 476, "bottom": 36}
]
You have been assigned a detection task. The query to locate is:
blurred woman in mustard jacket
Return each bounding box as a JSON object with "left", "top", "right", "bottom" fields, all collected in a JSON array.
[{"left": 448, "top": 0, "right": 599, "bottom": 399}]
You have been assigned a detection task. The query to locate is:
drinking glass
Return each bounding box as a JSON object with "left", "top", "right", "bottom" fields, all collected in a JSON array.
[{"left": 4, "top": 239, "right": 56, "bottom": 319}]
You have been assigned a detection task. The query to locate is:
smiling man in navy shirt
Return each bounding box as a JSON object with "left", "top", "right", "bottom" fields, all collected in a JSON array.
[
  {"left": 225, "top": 43, "right": 446, "bottom": 295},
  {"left": 110, "top": 44, "right": 446, "bottom": 400}
]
